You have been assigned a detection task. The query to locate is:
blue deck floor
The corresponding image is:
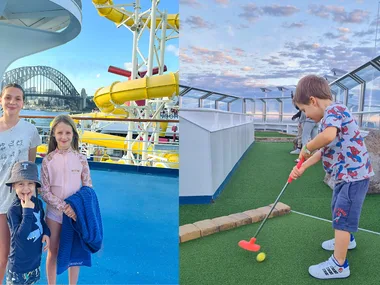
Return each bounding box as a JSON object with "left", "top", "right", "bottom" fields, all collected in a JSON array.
[{"left": 20, "top": 166, "right": 178, "bottom": 285}]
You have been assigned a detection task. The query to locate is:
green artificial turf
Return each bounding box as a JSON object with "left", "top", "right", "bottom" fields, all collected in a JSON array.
[
  {"left": 179, "top": 142, "right": 380, "bottom": 233},
  {"left": 180, "top": 212, "right": 380, "bottom": 285},
  {"left": 255, "top": 131, "right": 294, "bottom": 137}
]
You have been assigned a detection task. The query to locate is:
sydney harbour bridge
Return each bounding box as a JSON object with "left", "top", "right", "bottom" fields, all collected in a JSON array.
[{"left": 1, "top": 66, "right": 86, "bottom": 111}]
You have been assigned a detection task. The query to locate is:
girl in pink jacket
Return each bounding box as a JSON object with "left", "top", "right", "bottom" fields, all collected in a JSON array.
[{"left": 40, "top": 115, "right": 92, "bottom": 285}]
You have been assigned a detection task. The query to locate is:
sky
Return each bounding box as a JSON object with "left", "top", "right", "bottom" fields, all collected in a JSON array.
[
  {"left": 180, "top": 0, "right": 380, "bottom": 99},
  {"left": 6, "top": 0, "right": 179, "bottom": 97}
]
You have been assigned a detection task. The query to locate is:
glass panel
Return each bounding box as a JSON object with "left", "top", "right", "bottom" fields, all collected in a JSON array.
[
  {"left": 362, "top": 75, "right": 380, "bottom": 129},
  {"left": 330, "top": 84, "right": 345, "bottom": 103},
  {"left": 206, "top": 94, "right": 224, "bottom": 101},
  {"left": 339, "top": 76, "right": 360, "bottom": 89},
  {"left": 266, "top": 99, "right": 280, "bottom": 122},
  {"left": 180, "top": 96, "right": 199, "bottom": 108},
  {"left": 220, "top": 96, "right": 238, "bottom": 103},
  {"left": 254, "top": 101, "right": 264, "bottom": 121},
  {"left": 282, "top": 98, "right": 298, "bottom": 122},
  {"left": 245, "top": 100, "right": 254, "bottom": 114},
  {"left": 231, "top": 99, "right": 243, "bottom": 113},
  {"left": 354, "top": 64, "right": 380, "bottom": 82},
  {"left": 183, "top": 89, "right": 208, "bottom": 99},
  {"left": 218, "top": 101, "right": 228, "bottom": 111},
  {"left": 202, "top": 99, "right": 215, "bottom": 109},
  {"left": 347, "top": 85, "right": 361, "bottom": 112}
]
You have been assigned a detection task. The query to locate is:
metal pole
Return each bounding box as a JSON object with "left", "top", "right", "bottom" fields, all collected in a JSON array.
[
  {"left": 131, "top": 0, "right": 140, "bottom": 79},
  {"left": 147, "top": 0, "right": 157, "bottom": 76}
]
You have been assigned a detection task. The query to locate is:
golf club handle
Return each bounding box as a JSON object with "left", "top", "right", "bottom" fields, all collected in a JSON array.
[{"left": 287, "top": 157, "right": 305, "bottom": 183}]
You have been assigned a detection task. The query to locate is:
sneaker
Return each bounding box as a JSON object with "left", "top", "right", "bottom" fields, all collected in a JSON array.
[
  {"left": 321, "top": 235, "right": 357, "bottom": 251},
  {"left": 290, "top": 149, "right": 300, "bottom": 154},
  {"left": 309, "top": 255, "right": 350, "bottom": 279}
]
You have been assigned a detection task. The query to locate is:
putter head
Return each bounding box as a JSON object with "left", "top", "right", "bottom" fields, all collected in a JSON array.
[{"left": 238, "top": 237, "right": 261, "bottom": 252}]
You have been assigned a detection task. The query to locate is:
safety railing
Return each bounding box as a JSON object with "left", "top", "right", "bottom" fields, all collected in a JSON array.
[
  {"left": 180, "top": 55, "right": 380, "bottom": 131},
  {"left": 21, "top": 115, "right": 179, "bottom": 169}
]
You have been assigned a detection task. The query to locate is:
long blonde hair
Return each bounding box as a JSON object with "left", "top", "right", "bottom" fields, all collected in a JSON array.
[{"left": 48, "top": 115, "right": 79, "bottom": 154}]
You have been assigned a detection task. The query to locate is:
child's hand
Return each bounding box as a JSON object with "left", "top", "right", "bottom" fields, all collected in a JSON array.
[
  {"left": 21, "top": 195, "right": 35, "bottom": 209},
  {"left": 42, "top": 235, "right": 50, "bottom": 251},
  {"left": 289, "top": 164, "right": 306, "bottom": 180},
  {"left": 64, "top": 204, "right": 77, "bottom": 221}
]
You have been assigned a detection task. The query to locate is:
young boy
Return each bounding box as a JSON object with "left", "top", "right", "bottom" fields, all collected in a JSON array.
[
  {"left": 5, "top": 161, "right": 50, "bottom": 285},
  {"left": 290, "top": 75, "right": 374, "bottom": 280}
]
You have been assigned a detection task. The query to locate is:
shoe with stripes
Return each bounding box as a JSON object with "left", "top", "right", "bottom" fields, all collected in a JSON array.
[{"left": 309, "top": 255, "right": 350, "bottom": 279}]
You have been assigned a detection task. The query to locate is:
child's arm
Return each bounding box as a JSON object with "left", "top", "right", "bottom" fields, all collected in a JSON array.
[
  {"left": 290, "top": 151, "right": 322, "bottom": 180},
  {"left": 39, "top": 200, "right": 51, "bottom": 237},
  {"left": 7, "top": 207, "right": 34, "bottom": 240},
  {"left": 300, "top": 127, "right": 337, "bottom": 159},
  {"left": 305, "top": 127, "right": 337, "bottom": 152},
  {"left": 80, "top": 154, "right": 93, "bottom": 187},
  {"left": 28, "top": 126, "right": 41, "bottom": 162},
  {"left": 39, "top": 158, "right": 67, "bottom": 212}
]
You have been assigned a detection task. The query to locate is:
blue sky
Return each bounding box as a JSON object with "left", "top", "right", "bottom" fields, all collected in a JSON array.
[
  {"left": 180, "top": 0, "right": 380, "bottom": 98},
  {"left": 7, "top": 1, "right": 179, "bottom": 96}
]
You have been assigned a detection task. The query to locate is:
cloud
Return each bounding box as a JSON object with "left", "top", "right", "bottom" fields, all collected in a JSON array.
[
  {"left": 282, "top": 21, "right": 305, "bottom": 28},
  {"left": 184, "top": 16, "right": 214, "bottom": 29},
  {"left": 308, "top": 5, "right": 369, "bottom": 23},
  {"left": 167, "top": 44, "right": 179, "bottom": 56},
  {"left": 241, "top": 66, "right": 253, "bottom": 71},
  {"left": 261, "top": 58, "right": 284, "bottom": 66},
  {"left": 186, "top": 46, "right": 240, "bottom": 65},
  {"left": 96, "top": 74, "right": 100, "bottom": 78},
  {"left": 279, "top": 51, "right": 304, "bottom": 58},
  {"left": 353, "top": 29, "right": 376, "bottom": 37},
  {"left": 324, "top": 32, "right": 341, "bottom": 39},
  {"left": 180, "top": 53, "right": 194, "bottom": 63},
  {"left": 215, "top": 0, "right": 229, "bottom": 5},
  {"left": 261, "top": 5, "right": 300, "bottom": 16},
  {"left": 179, "top": 0, "right": 201, "bottom": 8},
  {"left": 239, "top": 4, "right": 300, "bottom": 22},
  {"left": 234, "top": 48, "right": 245, "bottom": 56},
  {"left": 337, "top": 27, "right": 350, "bottom": 33},
  {"left": 239, "top": 3, "right": 261, "bottom": 22}
]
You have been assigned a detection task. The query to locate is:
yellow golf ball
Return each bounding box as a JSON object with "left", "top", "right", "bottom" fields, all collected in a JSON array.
[{"left": 256, "top": 252, "right": 266, "bottom": 262}]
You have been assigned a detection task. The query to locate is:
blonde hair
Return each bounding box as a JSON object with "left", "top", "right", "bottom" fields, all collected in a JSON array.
[
  {"left": 47, "top": 115, "right": 79, "bottom": 154},
  {"left": 293, "top": 75, "right": 332, "bottom": 105}
]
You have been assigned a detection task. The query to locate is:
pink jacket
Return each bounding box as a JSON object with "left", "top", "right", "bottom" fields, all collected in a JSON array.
[{"left": 40, "top": 148, "right": 92, "bottom": 212}]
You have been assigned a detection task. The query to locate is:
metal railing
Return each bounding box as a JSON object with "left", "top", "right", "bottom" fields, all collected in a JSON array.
[{"left": 24, "top": 115, "right": 179, "bottom": 169}]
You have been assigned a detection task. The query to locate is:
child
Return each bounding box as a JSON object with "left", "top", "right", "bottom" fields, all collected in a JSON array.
[
  {"left": 290, "top": 75, "right": 374, "bottom": 279},
  {"left": 40, "top": 114, "right": 93, "bottom": 285},
  {"left": 0, "top": 84, "right": 41, "bottom": 282},
  {"left": 5, "top": 161, "right": 50, "bottom": 285}
]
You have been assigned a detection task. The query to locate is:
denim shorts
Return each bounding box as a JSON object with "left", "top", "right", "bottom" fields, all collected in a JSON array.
[
  {"left": 331, "top": 179, "right": 370, "bottom": 232},
  {"left": 6, "top": 267, "right": 40, "bottom": 285}
]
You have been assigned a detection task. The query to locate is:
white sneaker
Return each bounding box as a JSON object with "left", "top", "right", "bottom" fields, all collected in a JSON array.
[
  {"left": 321, "top": 238, "right": 357, "bottom": 251},
  {"left": 290, "top": 149, "right": 300, "bottom": 154},
  {"left": 309, "top": 255, "right": 350, "bottom": 279}
]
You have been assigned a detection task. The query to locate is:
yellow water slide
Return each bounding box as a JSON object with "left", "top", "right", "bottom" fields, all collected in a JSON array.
[
  {"left": 93, "top": 72, "right": 179, "bottom": 114},
  {"left": 92, "top": 0, "right": 179, "bottom": 30}
]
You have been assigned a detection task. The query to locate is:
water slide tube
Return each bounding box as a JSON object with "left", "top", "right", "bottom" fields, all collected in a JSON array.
[
  {"left": 93, "top": 71, "right": 179, "bottom": 114},
  {"left": 92, "top": 0, "right": 179, "bottom": 30}
]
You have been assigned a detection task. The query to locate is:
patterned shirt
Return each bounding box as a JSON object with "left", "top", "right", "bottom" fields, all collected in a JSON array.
[
  {"left": 40, "top": 148, "right": 92, "bottom": 212},
  {"left": 319, "top": 103, "right": 374, "bottom": 182}
]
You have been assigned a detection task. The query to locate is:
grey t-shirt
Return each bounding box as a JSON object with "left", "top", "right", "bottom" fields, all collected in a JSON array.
[{"left": 0, "top": 119, "right": 41, "bottom": 213}]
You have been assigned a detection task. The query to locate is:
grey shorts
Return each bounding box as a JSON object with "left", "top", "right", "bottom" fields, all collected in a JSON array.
[{"left": 331, "top": 179, "right": 370, "bottom": 232}]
